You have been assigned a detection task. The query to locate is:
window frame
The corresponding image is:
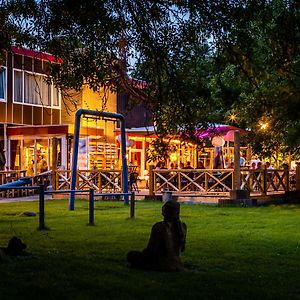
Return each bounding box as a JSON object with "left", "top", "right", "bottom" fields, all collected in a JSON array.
[
  {"left": 0, "top": 66, "right": 7, "bottom": 102},
  {"left": 12, "top": 68, "right": 61, "bottom": 108}
]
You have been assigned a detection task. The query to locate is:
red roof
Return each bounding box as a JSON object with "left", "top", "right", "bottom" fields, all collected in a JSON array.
[{"left": 11, "top": 46, "right": 62, "bottom": 63}]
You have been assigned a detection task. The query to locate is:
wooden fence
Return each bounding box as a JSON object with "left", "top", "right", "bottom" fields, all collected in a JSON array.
[
  {"left": 52, "top": 169, "right": 122, "bottom": 193},
  {"left": 150, "top": 168, "right": 290, "bottom": 196},
  {"left": 0, "top": 166, "right": 296, "bottom": 198}
]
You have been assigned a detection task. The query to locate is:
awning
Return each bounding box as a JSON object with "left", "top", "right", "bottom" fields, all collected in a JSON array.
[{"left": 7, "top": 125, "right": 103, "bottom": 137}]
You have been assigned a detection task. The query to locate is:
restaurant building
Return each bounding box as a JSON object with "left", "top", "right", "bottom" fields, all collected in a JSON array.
[
  {"left": 0, "top": 47, "right": 249, "bottom": 184},
  {"left": 0, "top": 47, "right": 118, "bottom": 176}
]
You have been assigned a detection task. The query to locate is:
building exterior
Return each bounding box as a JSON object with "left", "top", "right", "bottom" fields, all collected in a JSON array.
[
  {"left": 0, "top": 47, "right": 118, "bottom": 176},
  {"left": 0, "top": 46, "right": 249, "bottom": 184}
]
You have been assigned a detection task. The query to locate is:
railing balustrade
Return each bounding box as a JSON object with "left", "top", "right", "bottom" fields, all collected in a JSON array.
[
  {"left": 152, "top": 168, "right": 290, "bottom": 196},
  {"left": 153, "top": 169, "right": 234, "bottom": 194},
  {"left": 0, "top": 169, "right": 31, "bottom": 197},
  {"left": 53, "top": 169, "right": 122, "bottom": 192},
  {"left": 0, "top": 167, "right": 293, "bottom": 198}
]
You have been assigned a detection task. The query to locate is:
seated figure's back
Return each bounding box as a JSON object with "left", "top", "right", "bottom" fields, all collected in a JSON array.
[{"left": 127, "top": 200, "right": 187, "bottom": 272}]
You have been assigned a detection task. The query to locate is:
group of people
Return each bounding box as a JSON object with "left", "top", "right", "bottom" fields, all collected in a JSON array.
[
  {"left": 27, "top": 155, "right": 48, "bottom": 176},
  {"left": 155, "top": 161, "right": 204, "bottom": 170}
]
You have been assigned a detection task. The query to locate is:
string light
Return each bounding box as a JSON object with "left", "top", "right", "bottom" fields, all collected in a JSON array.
[
  {"left": 259, "top": 121, "right": 268, "bottom": 130},
  {"left": 258, "top": 115, "right": 269, "bottom": 131},
  {"left": 228, "top": 113, "right": 237, "bottom": 122}
]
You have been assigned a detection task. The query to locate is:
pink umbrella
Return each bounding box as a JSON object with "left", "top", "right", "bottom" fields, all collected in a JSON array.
[{"left": 196, "top": 124, "right": 247, "bottom": 140}]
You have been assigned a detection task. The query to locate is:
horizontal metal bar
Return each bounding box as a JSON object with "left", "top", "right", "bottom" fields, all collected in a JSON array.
[
  {"left": 45, "top": 189, "right": 90, "bottom": 194},
  {"left": 94, "top": 192, "right": 134, "bottom": 197}
]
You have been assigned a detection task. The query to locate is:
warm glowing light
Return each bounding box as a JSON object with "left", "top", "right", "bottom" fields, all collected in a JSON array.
[
  {"left": 229, "top": 113, "right": 237, "bottom": 122},
  {"left": 170, "top": 153, "right": 178, "bottom": 162},
  {"left": 260, "top": 122, "right": 268, "bottom": 130},
  {"left": 172, "top": 139, "right": 181, "bottom": 144}
]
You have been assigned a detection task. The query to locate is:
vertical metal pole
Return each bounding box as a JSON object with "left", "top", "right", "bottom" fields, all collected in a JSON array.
[
  {"left": 69, "top": 110, "right": 82, "bottom": 210},
  {"left": 130, "top": 192, "right": 135, "bottom": 219},
  {"left": 89, "top": 188, "right": 95, "bottom": 225},
  {"left": 39, "top": 184, "right": 45, "bottom": 230},
  {"left": 233, "top": 130, "right": 241, "bottom": 190}
]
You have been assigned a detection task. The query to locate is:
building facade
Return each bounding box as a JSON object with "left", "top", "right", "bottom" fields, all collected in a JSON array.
[{"left": 0, "top": 47, "right": 118, "bottom": 176}]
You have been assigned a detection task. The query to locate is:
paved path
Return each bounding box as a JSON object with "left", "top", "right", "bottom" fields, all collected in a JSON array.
[{"left": 0, "top": 194, "right": 52, "bottom": 203}]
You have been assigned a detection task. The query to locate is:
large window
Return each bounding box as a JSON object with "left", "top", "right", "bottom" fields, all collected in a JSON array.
[
  {"left": 13, "top": 69, "right": 60, "bottom": 107},
  {"left": 0, "top": 67, "right": 6, "bottom": 101}
]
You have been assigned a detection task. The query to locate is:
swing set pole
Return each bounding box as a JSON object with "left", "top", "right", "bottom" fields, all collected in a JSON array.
[{"left": 69, "top": 109, "right": 129, "bottom": 210}]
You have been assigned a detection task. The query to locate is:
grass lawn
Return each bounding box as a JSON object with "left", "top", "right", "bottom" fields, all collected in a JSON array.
[{"left": 0, "top": 199, "right": 300, "bottom": 300}]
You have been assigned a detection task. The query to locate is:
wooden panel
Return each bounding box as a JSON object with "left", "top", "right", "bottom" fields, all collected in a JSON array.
[
  {"left": 6, "top": 52, "right": 13, "bottom": 103},
  {"left": 6, "top": 101, "right": 12, "bottom": 123},
  {"left": 43, "top": 61, "right": 51, "bottom": 73},
  {"left": 0, "top": 103, "right": 6, "bottom": 122},
  {"left": 34, "top": 58, "right": 43, "bottom": 74},
  {"left": 43, "top": 107, "right": 52, "bottom": 125},
  {"left": 61, "top": 90, "right": 82, "bottom": 124},
  {"left": 23, "top": 105, "right": 32, "bottom": 125},
  {"left": 33, "top": 106, "right": 42, "bottom": 125},
  {"left": 117, "top": 93, "right": 153, "bottom": 128},
  {"left": 24, "top": 56, "right": 32, "bottom": 72},
  {"left": 7, "top": 125, "right": 68, "bottom": 136},
  {"left": 13, "top": 54, "right": 23, "bottom": 70},
  {"left": 52, "top": 109, "right": 60, "bottom": 124},
  {"left": 13, "top": 104, "right": 22, "bottom": 124}
]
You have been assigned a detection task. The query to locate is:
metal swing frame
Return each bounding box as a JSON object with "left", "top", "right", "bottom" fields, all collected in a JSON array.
[{"left": 69, "top": 109, "right": 129, "bottom": 210}]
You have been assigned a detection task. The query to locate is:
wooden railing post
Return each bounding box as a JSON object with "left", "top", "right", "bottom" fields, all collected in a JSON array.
[
  {"left": 178, "top": 171, "right": 182, "bottom": 192},
  {"left": 52, "top": 137, "right": 58, "bottom": 193},
  {"left": 233, "top": 130, "right": 241, "bottom": 190},
  {"left": 296, "top": 163, "right": 300, "bottom": 191},
  {"left": 230, "top": 131, "right": 250, "bottom": 200},
  {"left": 149, "top": 165, "right": 154, "bottom": 196},
  {"left": 283, "top": 164, "right": 289, "bottom": 191},
  {"left": 262, "top": 166, "right": 267, "bottom": 196}
]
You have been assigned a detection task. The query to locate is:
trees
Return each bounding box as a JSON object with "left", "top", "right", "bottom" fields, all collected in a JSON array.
[
  {"left": 208, "top": 1, "right": 300, "bottom": 158},
  {"left": 1, "top": 0, "right": 299, "bottom": 158}
]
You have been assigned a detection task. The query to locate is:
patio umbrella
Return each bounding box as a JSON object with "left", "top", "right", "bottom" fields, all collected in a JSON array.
[{"left": 195, "top": 124, "right": 247, "bottom": 140}]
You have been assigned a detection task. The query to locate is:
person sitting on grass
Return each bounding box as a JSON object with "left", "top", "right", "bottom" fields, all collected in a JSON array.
[
  {"left": 0, "top": 237, "right": 28, "bottom": 261},
  {"left": 126, "top": 200, "right": 187, "bottom": 272}
]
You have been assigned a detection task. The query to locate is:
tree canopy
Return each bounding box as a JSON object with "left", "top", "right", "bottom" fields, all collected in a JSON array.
[{"left": 1, "top": 0, "right": 300, "bottom": 158}]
